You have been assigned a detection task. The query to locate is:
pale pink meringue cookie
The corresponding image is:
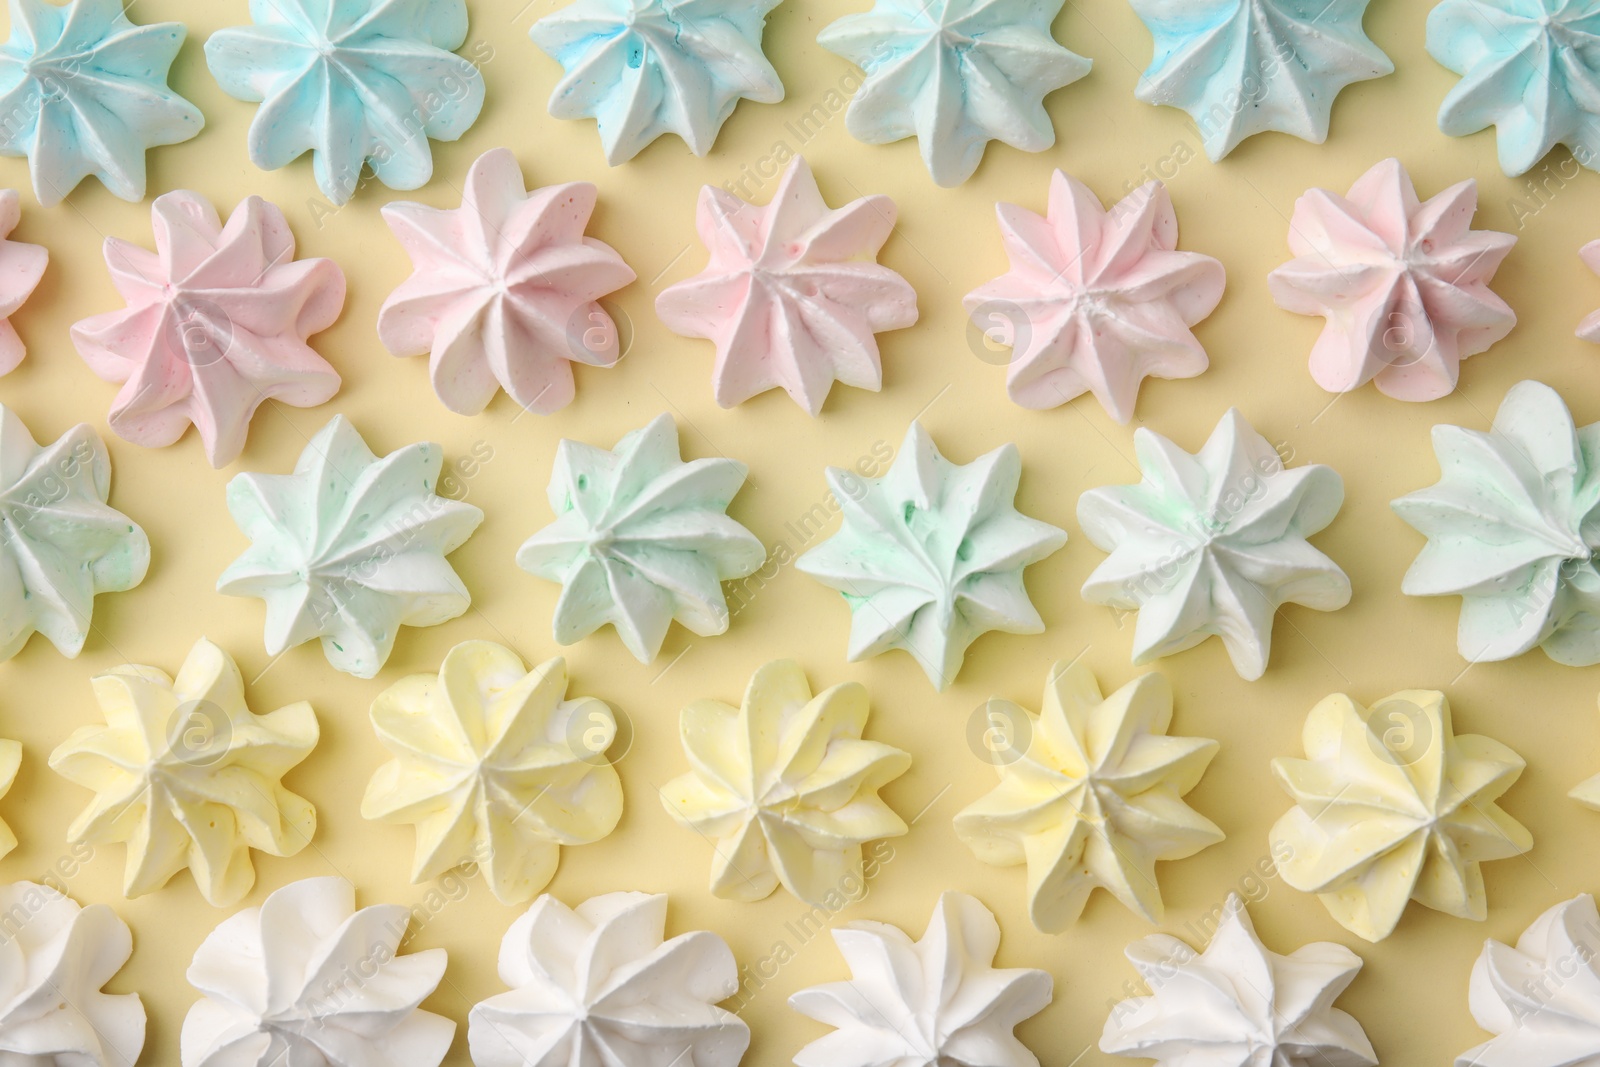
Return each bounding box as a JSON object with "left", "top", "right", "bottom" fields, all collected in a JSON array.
[
  {"left": 71, "top": 191, "right": 343, "bottom": 468},
  {"left": 379, "top": 147, "right": 636, "bottom": 416},
  {"left": 1579, "top": 240, "right": 1600, "bottom": 344},
  {"left": 1268, "top": 157, "right": 1515, "bottom": 401},
  {"left": 656, "top": 156, "right": 918, "bottom": 415},
  {"left": 963, "top": 171, "right": 1224, "bottom": 423},
  {"left": 0, "top": 190, "right": 45, "bottom": 377}
]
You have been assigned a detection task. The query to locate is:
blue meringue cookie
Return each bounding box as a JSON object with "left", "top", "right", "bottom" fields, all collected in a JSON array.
[
  {"left": 531, "top": 0, "right": 784, "bottom": 165},
  {"left": 0, "top": 0, "right": 202, "bottom": 207},
  {"left": 1429, "top": 0, "right": 1600, "bottom": 175},
  {"left": 1129, "top": 0, "right": 1392, "bottom": 161},
  {"left": 205, "top": 0, "right": 485, "bottom": 206},
  {"left": 818, "top": 0, "right": 1090, "bottom": 187}
]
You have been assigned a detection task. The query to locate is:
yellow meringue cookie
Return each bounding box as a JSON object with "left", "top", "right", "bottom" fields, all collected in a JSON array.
[{"left": 0, "top": 738, "right": 19, "bottom": 860}]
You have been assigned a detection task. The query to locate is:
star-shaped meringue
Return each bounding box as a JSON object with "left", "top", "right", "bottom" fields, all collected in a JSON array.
[
  {"left": 1078, "top": 408, "right": 1350, "bottom": 680},
  {"left": 530, "top": 0, "right": 784, "bottom": 165},
  {"left": 361, "top": 641, "right": 624, "bottom": 905},
  {"left": 1429, "top": 0, "right": 1600, "bottom": 176},
  {"left": 964, "top": 172, "right": 1224, "bottom": 422},
  {"left": 516, "top": 413, "right": 764, "bottom": 664},
  {"left": 954, "top": 663, "right": 1223, "bottom": 933},
  {"left": 379, "top": 147, "right": 636, "bottom": 416},
  {"left": 0, "top": 405, "right": 149, "bottom": 662},
  {"left": 656, "top": 156, "right": 918, "bottom": 414},
  {"left": 70, "top": 191, "right": 345, "bottom": 469},
  {"left": 0, "top": 0, "right": 202, "bottom": 206},
  {"left": 1270, "top": 688, "right": 1531, "bottom": 942},
  {"left": 1580, "top": 238, "right": 1600, "bottom": 342},
  {"left": 218, "top": 415, "right": 484, "bottom": 679},
  {"left": 661, "top": 659, "right": 911, "bottom": 905},
  {"left": 789, "top": 891, "right": 1052, "bottom": 1067},
  {"left": 797, "top": 422, "right": 1066, "bottom": 690},
  {"left": 818, "top": 0, "right": 1090, "bottom": 187},
  {"left": 0, "top": 189, "right": 45, "bottom": 375},
  {"left": 1392, "top": 380, "right": 1600, "bottom": 665},
  {"left": 1130, "top": 0, "right": 1392, "bottom": 161},
  {"left": 1268, "top": 158, "right": 1516, "bottom": 401},
  {"left": 49, "top": 637, "right": 319, "bottom": 907},
  {"left": 1100, "top": 893, "right": 1377, "bottom": 1066}
]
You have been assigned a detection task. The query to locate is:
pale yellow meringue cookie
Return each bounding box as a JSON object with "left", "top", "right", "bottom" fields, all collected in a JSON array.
[{"left": 0, "top": 739, "right": 19, "bottom": 860}]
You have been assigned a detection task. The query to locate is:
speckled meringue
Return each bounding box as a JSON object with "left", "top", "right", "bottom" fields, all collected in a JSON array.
[
  {"left": 379, "top": 147, "right": 636, "bottom": 416},
  {"left": 0, "top": 405, "right": 149, "bottom": 662},
  {"left": 1392, "top": 380, "right": 1600, "bottom": 665},
  {"left": 954, "top": 663, "right": 1222, "bottom": 932},
  {"left": 964, "top": 172, "right": 1224, "bottom": 422},
  {"left": 70, "top": 190, "right": 344, "bottom": 468},
  {"left": 530, "top": 0, "right": 783, "bottom": 165},
  {"left": 1270, "top": 689, "right": 1531, "bottom": 942},
  {"left": 818, "top": 0, "right": 1090, "bottom": 187},
  {"left": 0, "top": 739, "right": 17, "bottom": 859},
  {"left": 1079, "top": 408, "right": 1350, "bottom": 680},
  {"left": 790, "top": 891, "right": 1052, "bottom": 1067},
  {"left": 1429, "top": 0, "right": 1600, "bottom": 176},
  {"left": 0, "top": 190, "right": 45, "bottom": 374},
  {"left": 516, "top": 414, "right": 763, "bottom": 663},
  {"left": 1580, "top": 239, "right": 1600, "bottom": 342},
  {"left": 182, "top": 876, "right": 452, "bottom": 1067},
  {"left": 205, "top": 0, "right": 485, "bottom": 206},
  {"left": 1129, "top": 0, "right": 1391, "bottom": 161},
  {"left": 361, "top": 641, "right": 623, "bottom": 905},
  {"left": 0, "top": 0, "right": 202, "bottom": 206},
  {"left": 1268, "top": 158, "right": 1516, "bottom": 401},
  {"left": 1101, "top": 893, "right": 1376, "bottom": 1066},
  {"left": 469, "top": 891, "right": 749, "bottom": 1067},
  {"left": 49, "top": 637, "right": 318, "bottom": 908},
  {"left": 657, "top": 156, "right": 918, "bottom": 414},
  {"left": 661, "top": 659, "right": 910, "bottom": 905},
  {"left": 797, "top": 422, "right": 1066, "bottom": 690},
  {"left": 218, "top": 415, "right": 483, "bottom": 679}
]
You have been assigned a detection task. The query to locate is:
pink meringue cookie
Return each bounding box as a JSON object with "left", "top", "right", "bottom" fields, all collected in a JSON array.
[
  {"left": 1579, "top": 240, "right": 1600, "bottom": 344},
  {"left": 656, "top": 156, "right": 918, "bottom": 415},
  {"left": 963, "top": 171, "right": 1224, "bottom": 423},
  {"left": 71, "top": 191, "right": 344, "bottom": 468},
  {"left": 0, "top": 190, "right": 45, "bottom": 377},
  {"left": 1268, "top": 157, "right": 1515, "bottom": 401},
  {"left": 378, "top": 147, "right": 636, "bottom": 416}
]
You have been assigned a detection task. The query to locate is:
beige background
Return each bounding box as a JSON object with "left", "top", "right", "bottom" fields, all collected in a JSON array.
[{"left": 0, "top": 0, "right": 1596, "bottom": 1063}]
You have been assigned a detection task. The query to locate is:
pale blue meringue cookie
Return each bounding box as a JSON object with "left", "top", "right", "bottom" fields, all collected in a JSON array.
[
  {"left": 205, "top": 0, "right": 485, "bottom": 206},
  {"left": 530, "top": 0, "right": 784, "bottom": 165},
  {"left": 817, "top": 0, "right": 1090, "bottom": 187}
]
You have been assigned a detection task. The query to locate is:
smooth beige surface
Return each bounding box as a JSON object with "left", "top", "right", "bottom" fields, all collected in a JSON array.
[{"left": 1, "top": 0, "right": 1597, "bottom": 1063}]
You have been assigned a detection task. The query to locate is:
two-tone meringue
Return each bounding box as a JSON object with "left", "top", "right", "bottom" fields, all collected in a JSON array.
[
  {"left": 0, "top": 189, "right": 45, "bottom": 374},
  {"left": 1579, "top": 238, "right": 1600, "bottom": 342},
  {"left": 469, "top": 891, "right": 749, "bottom": 1067},
  {"left": 964, "top": 172, "right": 1224, "bottom": 422},
  {"left": 657, "top": 156, "right": 918, "bottom": 414}
]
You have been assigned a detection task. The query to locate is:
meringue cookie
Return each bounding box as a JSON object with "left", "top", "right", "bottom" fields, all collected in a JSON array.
[
  {"left": 49, "top": 637, "right": 318, "bottom": 907},
  {"left": 469, "top": 891, "right": 749, "bottom": 1067},
  {"left": 70, "top": 190, "right": 344, "bottom": 468},
  {"left": 516, "top": 413, "right": 763, "bottom": 663},
  {"left": 1580, "top": 239, "right": 1600, "bottom": 343},
  {"left": 1129, "top": 0, "right": 1392, "bottom": 161},
  {"left": 0, "top": 881, "right": 146, "bottom": 1067},
  {"left": 1270, "top": 689, "right": 1531, "bottom": 942},
  {"left": 1101, "top": 893, "right": 1376, "bottom": 1067},
  {"left": 530, "top": 0, "right": 784, "bottom": 165},
  {"left": 1269, "top": 158, "right": 1516, "bottom": 401},
  {"left": 818, "top": 0, "right": 1090, "bottom": 187},
  {"left": 657, "top": 156, "right": 918, "bottom": 414},
  {"left": 964, "top": 172, "right": 1224, "bottom": 422},
  {"left": 0, "top": 189, "right": 45, "bottom": 375},
  {"left": 218, "top": 415, "right": 484, "bottom": 679},
  {"left": 205, "top": 0, "right": 485, "bottom": 206},
  {"left": 789, "top": 891, "right": 1052, "bottom": 1067},
  {"left": 1457, "top": 893, "right": 1600, "bottom": 1066},
  {"left": 361, "top": 641, "right": 624, "bottom": 905},
  {"left": 0, "top": 405, "right": 149, "bottom": 661},
  {"left": 797, "top": 422, "right": 1066, "bottom": 690},
  {"left": 661, "top": 659, "right": 910, "bottom": 905},
  {"left": 1572, "top": 698, "right": 1600, "bottom": 808},
  {"left": 0, "top": 739, "right": 16, "bottom": 859},
  {"left": 379, "top": 148, "right": 636, "bottom": 416},
  {"left": 1430, "top": 0, "right": 1600, "bottom": 176},
  {"left": 954, "top": 663, "right": 1223, "bottom": 932},
  {"left": 0, "top": 0, "right": 202, "bottom": 206},
  {"left": 1392, "top": 380, "right": 1600, "bottom": 665},
  {"left": 182, "top": 876, "right": 453, "bottom": 1067}
]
